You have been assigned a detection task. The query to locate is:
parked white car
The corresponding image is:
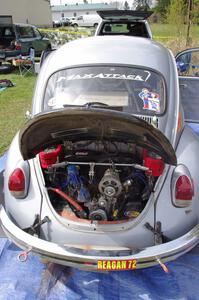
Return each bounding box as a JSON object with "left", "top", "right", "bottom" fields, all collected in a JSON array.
[{"left": 70, "top": 14, "right": 101, "bottom": 28}]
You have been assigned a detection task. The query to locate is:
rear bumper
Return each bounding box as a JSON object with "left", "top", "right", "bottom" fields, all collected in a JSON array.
[{"left": 1, "top": 206, "right": 199, "bottom": 271}]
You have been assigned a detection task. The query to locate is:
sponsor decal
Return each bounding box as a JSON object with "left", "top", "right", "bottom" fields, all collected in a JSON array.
[
  {"left": 138, "top": 88, "right": 160, "bottom": 112},
  {"left": 66, "top": 73, "right": 144, "bottom": 81},
  {"left": 97, "top": 259, "right": 137, "bottom": 270},
  {"left": 56, "top": 71, "right": 151, "bottom": 83}
]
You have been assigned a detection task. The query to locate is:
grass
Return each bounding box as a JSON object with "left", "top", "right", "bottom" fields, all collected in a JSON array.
[
  {"left": 151, "top": 23, "right": 199, "bottom": 39},
  {"left": 0, "top": 71, "right": 36, "bottom": 155},
  {"left": 151, "top": 23, "right": 199, "bottom": 54}
]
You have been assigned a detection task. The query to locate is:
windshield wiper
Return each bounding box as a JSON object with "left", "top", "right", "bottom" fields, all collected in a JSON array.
[
  {"left": 63, "top": 102, "right": 109, "bottom": 109},
  {"left": 62, "top": 103, "right": 123, "bottom": 112},
  {"left": 83, "top": 102, "right": 109, "bottom": 108}
]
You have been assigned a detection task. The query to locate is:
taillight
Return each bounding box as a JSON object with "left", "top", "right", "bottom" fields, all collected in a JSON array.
[
  {"left": 14, "top": 41, "right": 22, "bottom": 50},
  {"left": 8, "top": 163, "right": 29, "bottom": 198},
  {"left": 171, "top": 165, "right": 194, "bottom": 207}
]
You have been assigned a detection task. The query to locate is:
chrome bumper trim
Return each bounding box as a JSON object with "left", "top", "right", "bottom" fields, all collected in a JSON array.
[{"left": 1, "top": 206, "right": 199, "bottom": 270}]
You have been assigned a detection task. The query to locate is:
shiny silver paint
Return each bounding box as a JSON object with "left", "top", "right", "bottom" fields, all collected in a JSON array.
[
  {"left": 1, "top": 37, "right": 199, "bottom": 270},
  {"left": 2, "top": 206, "right": 199, "bottom": 269}
]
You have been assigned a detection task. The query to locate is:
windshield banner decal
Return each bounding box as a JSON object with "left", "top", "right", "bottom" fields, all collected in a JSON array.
[{"left": 56, "top": 71, "right": 151, "bottom": 83}]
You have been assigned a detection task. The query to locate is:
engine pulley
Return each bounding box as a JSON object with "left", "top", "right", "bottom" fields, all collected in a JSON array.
[{"left": 89, "top": 209, "right": 107, "bottom": 221}]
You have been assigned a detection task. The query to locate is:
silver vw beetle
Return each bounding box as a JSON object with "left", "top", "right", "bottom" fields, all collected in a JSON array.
[{"left": 1, "top": 36, "right": 199, "bottom": 272}]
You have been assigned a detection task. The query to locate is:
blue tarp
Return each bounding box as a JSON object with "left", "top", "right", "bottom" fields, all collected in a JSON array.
[
  {"left": 1, "top": 238, "right": 199, "bottom": 300},
  {"left": 1, "top": 124, "right": 199, "bottom": 300},
  {"left": 188, "top": 123, "right": 199, "bottom": 136}
]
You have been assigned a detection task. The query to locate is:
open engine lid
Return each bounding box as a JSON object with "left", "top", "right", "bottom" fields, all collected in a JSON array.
[
  {"left": 96, "top": 10, "right": 153, "bottom": 21},
  {"left": 19, "top": 108, "right": 177, "bottom": 166}
]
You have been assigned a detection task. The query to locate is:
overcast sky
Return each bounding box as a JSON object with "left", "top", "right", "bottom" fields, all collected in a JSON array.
[{"left": 50, "top": 0, "right": 135, "bottom": 6}]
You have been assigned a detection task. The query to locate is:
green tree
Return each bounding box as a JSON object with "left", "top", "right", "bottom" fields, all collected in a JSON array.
[
  {"left": 134, "top": 0, "right": 151, "bottom": 10},
  {"left": 166, "top": 0, "right": 186, "bottom": 47},
  {"left": 184, "top": 0, "right": 199, "bottom": 45},
  {"left": 167, "top": 0, "right": 186, "bottom": 33},
  {"left": 154, "top": 0, "right": 171, "bottom": 18},
  {"left": 192, "top": 0, "right": 199, "bottom": 24}
]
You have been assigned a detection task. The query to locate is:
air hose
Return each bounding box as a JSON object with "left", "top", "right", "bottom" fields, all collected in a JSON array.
[{"left": 48, "top": 187, "right": 86, "bottom": 218}]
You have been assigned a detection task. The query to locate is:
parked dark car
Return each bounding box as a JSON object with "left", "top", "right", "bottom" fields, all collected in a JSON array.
[
  {"left": 0, "top": 21, "right": 51, "bottom": 61},
  {"left": 53, "top": 17, "right": 71, "bottom": 28}
]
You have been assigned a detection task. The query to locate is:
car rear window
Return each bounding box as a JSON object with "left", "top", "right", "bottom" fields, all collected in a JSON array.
[
  {"left": 44, "top": 66, "right": 165, "bottom": 115},
  {"left": 100, "top": 22, "right": 149, "bottom": 37},
  {"left": 0, "top": 26, "right": 15, "bottom": 48},
  {"left": 0, "top": 26, "right": 15, "bottom": 37},
  {"left": 18, "top": 26, "right": 34, "bottom": 38}
]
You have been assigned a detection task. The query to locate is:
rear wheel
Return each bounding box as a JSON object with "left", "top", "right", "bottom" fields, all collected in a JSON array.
[
  {"left": 46, "top": 44, "right": 52, "bottom": 51},
  {"left": 73, "top": 24, "right": 78, "bottom": 30}
]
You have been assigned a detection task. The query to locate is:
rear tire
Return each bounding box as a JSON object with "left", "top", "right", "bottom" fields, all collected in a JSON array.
[
  {"left": 46, "top": 44, "right": 52, "bottom": 51},
  {"left": 73, "top": 24, "right": 78, "bottom": 30}
]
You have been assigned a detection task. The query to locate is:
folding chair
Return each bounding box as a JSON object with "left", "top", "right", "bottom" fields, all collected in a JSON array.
[{"left": 14, "top": 48, "right": 35, "bottom": 76}]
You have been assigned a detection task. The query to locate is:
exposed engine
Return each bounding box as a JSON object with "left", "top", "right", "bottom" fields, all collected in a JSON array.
[{"left": 39, "top": 140, "right": 164, "bottom": 222}]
